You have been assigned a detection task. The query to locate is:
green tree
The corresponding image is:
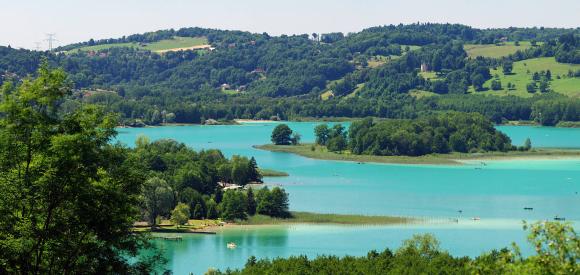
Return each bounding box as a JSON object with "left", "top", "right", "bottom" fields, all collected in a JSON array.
[
  {"left": 327, "top": 135, "right": 348, "bottom": 152},
  {"left": 192, "top": 203, "right": 204, "bottom": 219},
  {"left": 471, "top": 74, "right": 486, "bottom": 91},
  {"left": 291, "top": 132, "right": 302, "bottom": 145},
  {"left": 220, "top": 190, "right": 248, "bottom": 221},
  {"left": 206, "top": 199, "right": 219, "bottom": 219},
  {"left": 246, "top": 188, "right": 257, "bottom": 216},
  {"left": 491, "top": 79, "right": 502, "bottom": 90},
  {"left": 256, "top": 187, "right": 290, "bottom": 218},
  {"left": 247, "top": 157, "right": 263, "bottom": 183},
  {"left": 270, "top": 187, "right": 291, "bottom": 218},
  {"left": 170, "top": 203, "right": 190, "bottom": 228},
  {"left": 502, "top": 60, "right": 513, "bottom": 75},
  {"left": 0, "top": 63, "right": 157, "bottom": 273},
  {"left": 214, "top": 187, "right": 223, "bottom": 204},
  {"left": 527, "top": 82, "right": 537, "bottom": 93},
  {"left": 271, "top": 124, "right": 293, "bottom": 145},
  {"left": 142, "top": 177, "right": 175, "bottom": 226},
  {"left": 314, "top": 124, "right": 330, "bottom": 145},
  {"left": 524, "top": 138, "right": 532, "bottom": 151},
  {"left": 539, "top": 79, "right": 550, "bottom": 93}
]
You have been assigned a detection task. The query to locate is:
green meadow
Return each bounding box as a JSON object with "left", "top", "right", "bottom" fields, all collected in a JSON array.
[
  {"left": 68, "top": 36, "right": 208, "bottom": 53},
  {"left": 478, "top": 57, "right": 580, "bottom": 98},
  {"left": 464, "top": 41, "right": 538, "bottom": 58}
]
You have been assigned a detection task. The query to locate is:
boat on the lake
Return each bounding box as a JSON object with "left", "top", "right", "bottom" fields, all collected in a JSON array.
[
  {"left": 227, "top": 242, "right": 237, "bottom": 249},
  {"left": 524, "top": 207, "right": 533, "bottom": 211},
  {"left": 472, "top": 217, "right": 480, "bottom": 221},
  {"left": 554, "top": 216, "right": 566, "bottom": 221}
]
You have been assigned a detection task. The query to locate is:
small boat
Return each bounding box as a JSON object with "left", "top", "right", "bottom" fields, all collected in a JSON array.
[
  {"left": 472, "top": 217, "right": 480, "bottom": 221},
  {"left": 523, "top": 207, "right": 534, "bottom": 211},
  {"left": 554, "top": 216, "right": 566, "bottom": 221},
  {"left": 227, "top": 242, "right": 237, "bottom": 249},
  {"left": 458, "top": 210, "right": 463, "bottom": 213}
]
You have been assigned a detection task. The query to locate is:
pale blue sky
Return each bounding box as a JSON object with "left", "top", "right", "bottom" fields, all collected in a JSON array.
[{"left": 2, "top": 0, "right": 579, "bottom": 49}]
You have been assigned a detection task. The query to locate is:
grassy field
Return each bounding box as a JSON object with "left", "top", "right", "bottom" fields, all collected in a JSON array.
[
  {"left": 238, "top": 212, "right": 414, "bottom": 225},
  {"left": 464, "top": 41, "right": 538, "bottom": 58},
  {"left": 133, "top": 218, "right": 222, "bottom": 233},
  {"left": 69, "top": 36, "right": 208, "bottom": 53},
  {"left": 134, "top": 212, "right": 414, "bottom": 233},
  {"left": 259, "top": 168, "right": 289, "bottom": 177},
  {"left": 256, "top": 144, "right": 580, "bottom": 165},
  {"left": 419, "top": 71, "right": 440, "bottom": 80},
  {"left": 367, "top": 55, "right": 401, "bottom": 68},
  {"left": 479, "top": 57, "right": 580, "bottom": 98},
  {"left": 409, "top": 89, "right": 438, "bottom": 99}
]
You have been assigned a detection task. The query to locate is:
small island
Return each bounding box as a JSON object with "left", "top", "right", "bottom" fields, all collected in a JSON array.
[{"left": 259, "top": 112, "right": 580, "bottom": 165}]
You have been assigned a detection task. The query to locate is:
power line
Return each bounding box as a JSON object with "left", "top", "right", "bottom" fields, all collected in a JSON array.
[{"left": 45, "top": 33, "right": 57, "bottom": 51}]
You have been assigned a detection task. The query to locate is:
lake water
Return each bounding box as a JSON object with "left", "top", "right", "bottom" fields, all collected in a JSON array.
[{"left": 116, "top": 123, "right": 580, "bottom": 274}]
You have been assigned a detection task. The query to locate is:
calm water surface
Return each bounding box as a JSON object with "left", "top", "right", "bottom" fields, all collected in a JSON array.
[{"left": 116, "top": 123, "right": 580, "bottom": 274}]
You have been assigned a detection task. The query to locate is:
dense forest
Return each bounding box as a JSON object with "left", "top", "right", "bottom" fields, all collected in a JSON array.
[
  {"left": 1, "top": 24, "right": 579, "bottom": 126},
  {"left": 347, "top": 113, "right": 514, "bottom": 156},
  {"left": 308, "top": 112, "right": 516, "bottom": 156}
]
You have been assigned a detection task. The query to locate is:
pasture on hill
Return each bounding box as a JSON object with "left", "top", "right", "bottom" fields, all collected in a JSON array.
[
  {"left": 464, "top": 41, "right": 538, "bottom": 58},
  {"left": 479, "top": 57, "right": 580, "bottom": 97},
  {"left": 68, "top": 36, "right": 209, "bottom": 53}
]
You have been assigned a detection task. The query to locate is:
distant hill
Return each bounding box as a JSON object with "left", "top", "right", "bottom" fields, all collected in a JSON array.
[{"left": 0, "top": 24, "right": 579, "bottom": 126}]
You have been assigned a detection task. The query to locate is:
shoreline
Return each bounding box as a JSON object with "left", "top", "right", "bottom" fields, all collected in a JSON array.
[
  {"left": 117, "top": 119, "right": 580, "bottom": 129},
  {"left": 135, "top": 212, "right": 418, "bottom": 235},
  {"left": 255, "top": 144, "right": 580, "bottom": 165}
]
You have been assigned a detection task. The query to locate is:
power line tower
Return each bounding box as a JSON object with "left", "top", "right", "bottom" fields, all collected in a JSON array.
[
  {"left": 34, "top": 42, "right": 42, "bottom": 51},
  {"left": 45, "top": 33, "right": 57, "bottom": 51}
]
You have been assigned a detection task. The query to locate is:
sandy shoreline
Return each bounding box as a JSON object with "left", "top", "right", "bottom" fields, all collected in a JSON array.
[{"left": 234, "top": 119, "right": 278, "bottom": 124}]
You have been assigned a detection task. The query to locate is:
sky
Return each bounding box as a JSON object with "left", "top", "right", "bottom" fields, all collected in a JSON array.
[{"left": 1, "top": 0, "right": 579, "bottom": 50}]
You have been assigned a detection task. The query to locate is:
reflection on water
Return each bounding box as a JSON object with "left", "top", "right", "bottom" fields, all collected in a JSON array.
[{"left": 151, "top": 220, "right": 538, "bottom": 275}]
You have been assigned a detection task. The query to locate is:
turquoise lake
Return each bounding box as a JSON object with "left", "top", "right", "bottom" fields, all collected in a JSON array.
[{"left": 116, "top": 123, "right": 580, "bottom": 274}]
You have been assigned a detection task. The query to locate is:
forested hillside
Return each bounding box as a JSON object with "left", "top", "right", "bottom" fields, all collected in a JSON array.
[{"left": 1, "top": 24, "right": 579, "bottom": 126}]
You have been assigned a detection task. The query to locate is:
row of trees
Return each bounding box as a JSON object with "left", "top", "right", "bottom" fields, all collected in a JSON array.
[
  {"left": 167, "top": 186, "right": 291, "bottom": 226},
  {"left": 220, "top": 187, "right": 290, "bottom": 221}
]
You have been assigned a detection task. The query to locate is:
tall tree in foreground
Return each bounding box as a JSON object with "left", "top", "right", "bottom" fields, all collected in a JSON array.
[{"left": 0, "top": 63, "right": 160, "bottom": 274}]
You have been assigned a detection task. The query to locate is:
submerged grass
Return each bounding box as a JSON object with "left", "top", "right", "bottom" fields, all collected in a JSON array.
[
  {"left": 259, "top": 169, "right": 289, "bottom": 177},
  {"left": 239, "top": 212, "right": 414, "bottom": 225},
  {"left": 256, "top": 144, "right": 580, "bottom": 165}
]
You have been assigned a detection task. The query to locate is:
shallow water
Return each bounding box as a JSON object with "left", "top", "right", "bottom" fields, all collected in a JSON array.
[{"left": 116, "top": 123, "right": 580, "bottom": 274}]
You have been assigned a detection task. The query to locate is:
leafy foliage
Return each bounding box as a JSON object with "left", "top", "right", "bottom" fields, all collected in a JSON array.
[{"left": 0, "top": 63, "right": 161, "bottom": 273}]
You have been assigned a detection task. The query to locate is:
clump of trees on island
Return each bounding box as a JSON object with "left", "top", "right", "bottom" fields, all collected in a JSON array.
[
  {"left": 347, "top": 113, "right": 514, "bottom": 156},
  {"left": 135, "top": 136, "right": 290, "bottom": 226},
  {"left": 289, "top": 112, "right": 530, "bottom": 156},
  {"left": 271, "top": 124, "right": 301, "bottom": 145}
]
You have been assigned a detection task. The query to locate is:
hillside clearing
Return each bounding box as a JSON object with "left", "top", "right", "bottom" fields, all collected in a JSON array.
[
  {"left": 68, "top": 36, "right": 209, "bottom": 53},
  {"left": 464, "top": 41, "right": 539, "bottom": 58},
  {"left": 478, "top": 57, "right": 580, "bottom": 98}
]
